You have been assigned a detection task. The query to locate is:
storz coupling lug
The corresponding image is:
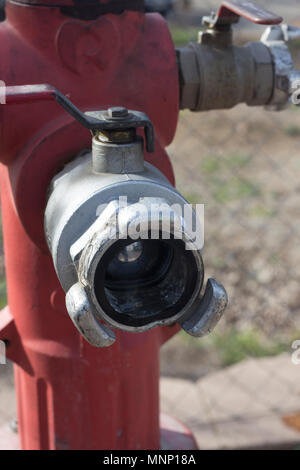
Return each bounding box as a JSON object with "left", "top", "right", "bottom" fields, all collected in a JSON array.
[{"left": 179, "top": 278, "right": 228, "bottom": 337}]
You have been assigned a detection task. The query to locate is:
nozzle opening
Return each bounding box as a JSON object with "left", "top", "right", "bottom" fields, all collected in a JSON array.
[{"left": 93, "top": 234, "right": 202, "bottom": 328}]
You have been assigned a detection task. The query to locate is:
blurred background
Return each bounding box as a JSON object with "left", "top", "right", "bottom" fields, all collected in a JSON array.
[
  {"left": 1, "top": 0, "right": 300, "bottom": 450},
  {"left": 159, "top": 0, "right": 300, "bottom": 449}
]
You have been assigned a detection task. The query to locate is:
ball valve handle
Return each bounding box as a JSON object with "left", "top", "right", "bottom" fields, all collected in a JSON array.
[
  {"left": 201, "top": 2, "right": 282, "bottom": 48},
  {"left": 5, "top": 84, "right": 155, "bottom": 153},
  {"left": 203, "top": 1, "right": 283, "bottom": 30}
]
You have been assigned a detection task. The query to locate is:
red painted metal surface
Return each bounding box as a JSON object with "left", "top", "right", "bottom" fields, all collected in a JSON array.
[
  {"left": 0, "top": 1, "right": 181, "bottom": 450},
  {"left": 0, "top": 412, "right": 199, "bottom": 451},
  {"left": 160, "top": 414, "right": 198, "bottom": 450}
]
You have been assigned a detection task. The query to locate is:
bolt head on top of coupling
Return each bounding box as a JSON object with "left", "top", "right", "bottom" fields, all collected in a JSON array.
[{"left": 107, "top": 107, "right": 129, "bottom": 119}]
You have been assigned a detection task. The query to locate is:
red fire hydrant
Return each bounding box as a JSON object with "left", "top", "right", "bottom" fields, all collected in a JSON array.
[
  {"left": 0, "top": 0, "right": 187, "bottom": 450},
  {"left": 0, "top": 0, "right": 297, "bottom": 450}
]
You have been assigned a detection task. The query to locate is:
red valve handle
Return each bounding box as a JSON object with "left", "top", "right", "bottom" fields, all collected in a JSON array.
[{"left": 213, "top": 1, "right": 282, "bottom": 27}]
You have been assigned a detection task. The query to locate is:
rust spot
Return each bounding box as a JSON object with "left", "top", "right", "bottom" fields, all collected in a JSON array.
[{"left": 282, "top": 412, "right": 300, "bottom": 433}]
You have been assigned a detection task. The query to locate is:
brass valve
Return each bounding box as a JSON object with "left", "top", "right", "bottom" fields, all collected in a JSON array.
[{"left": 177, "top": 1, "right": 284, "bottom": 111}]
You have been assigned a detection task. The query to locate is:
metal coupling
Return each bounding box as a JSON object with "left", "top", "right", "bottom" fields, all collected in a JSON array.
[
  {"left": 261, "top": 24, "right": 300, "bottom": 109},
  {"left": 45, "top": 146, "right": 228, "bottom": 347},
  {"left": 2, "top": 84, "right": 227, "bottom": 348},
  {"left": 41, "top": 95, "right": 228, "bottom": 347}
]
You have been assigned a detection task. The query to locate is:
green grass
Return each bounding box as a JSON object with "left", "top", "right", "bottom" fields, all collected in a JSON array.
[
  {"left": 183, "top": 192, "right": 203, "bottom": 205},
  {"left": 201, "top": 153, "right": 251, "bottom": 174},
  {"left": 180, "top": 328, "right": 297, "bottom": 367},
  {"left": 199, "top": 153, "right": 259, "bottom": 203},
  {"left": 169, "top": 25, "right": 200, "bottom": 46},
  {"left": 248, "top": 204, "right": 275, "bottom": 218},
  {"left": 201, "top": 157, "right": 221, "bottom": 174},
  {"left": 184, "top": 154, "right": 259, "bottom": 204},
  {"left": 284, "top": 125, "right": 300, "bottom": 137},
  {"left": 288, "top": 39, "right": 300, "bottom": 52},
  {"left": 212, "top": 330, "right": 288, "bottom": 367},
  {"left": 213, "top": 177, "right": 260, "bottom": 203},
  {"left": 0, "top": 276, "right": 7, "bottom": 309}
]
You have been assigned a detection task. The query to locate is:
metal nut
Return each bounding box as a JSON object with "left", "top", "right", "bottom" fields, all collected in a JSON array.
[{"left": 107, "top": 107, "right": 129, "bottom": 119}]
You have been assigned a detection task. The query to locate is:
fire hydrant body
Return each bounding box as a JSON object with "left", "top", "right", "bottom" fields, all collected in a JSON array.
[{"left": 0, "top": 1, "right": 180, "bottom": 450}]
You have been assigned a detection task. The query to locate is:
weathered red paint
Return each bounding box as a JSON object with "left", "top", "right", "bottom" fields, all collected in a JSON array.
[{"left": 0, "top": 1, "right": 185, "bottom": 450}]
